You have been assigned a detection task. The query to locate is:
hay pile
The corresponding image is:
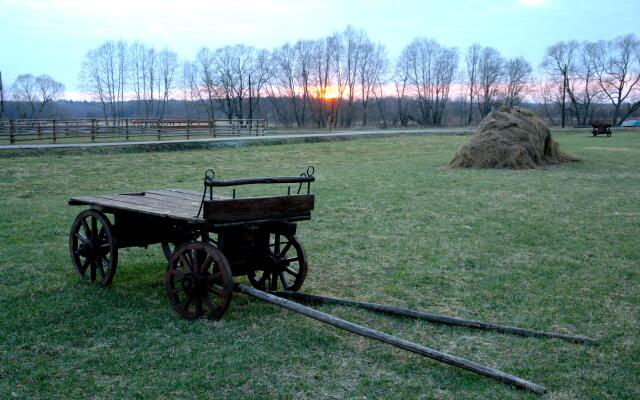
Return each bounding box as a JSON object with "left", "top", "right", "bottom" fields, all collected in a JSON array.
[{"left": 450, "top": 107, "right": 578, "bottom": 169}]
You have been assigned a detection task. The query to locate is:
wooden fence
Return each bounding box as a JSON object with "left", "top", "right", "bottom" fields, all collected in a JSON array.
[{"left": 0, "top": 118, "right": 266, "bottom": 144}]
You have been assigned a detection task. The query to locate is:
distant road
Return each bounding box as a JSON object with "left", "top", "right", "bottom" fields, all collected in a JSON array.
[{"left": 0, "top": 127, "right": 474, "bottom": 150}]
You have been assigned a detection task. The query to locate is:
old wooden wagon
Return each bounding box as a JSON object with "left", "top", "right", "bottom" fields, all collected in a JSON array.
[
  {"left": 68, "top": 167, "right": 315, "bottom": 320},
  {"left": 591, "top": 122, "right": 612, "bottom": 137}
]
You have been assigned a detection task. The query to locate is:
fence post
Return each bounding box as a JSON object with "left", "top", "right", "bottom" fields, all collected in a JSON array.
[
  {"left": 186, "top": 120, "right": 191, "bottom": 140},
  {"left": 125, "top": 118, "right": 129, "bottom": 140},
  {"left": 52, "top": 119, "right": 57, "bottom": 143},
  {"left": 91, "top": 119, "right": 96, "bottom": 142},
  {"left": 37, "top": 121, "right": 42, "bottom": 139},
  {"left": 157, "top": 119, "right": 162, "bottom": 140},
  {"left": 212, "top": 119, "right": 216, "bottom": 137},
  {"left": 9, "top": 119, "right": 16, "bottom": 144}
]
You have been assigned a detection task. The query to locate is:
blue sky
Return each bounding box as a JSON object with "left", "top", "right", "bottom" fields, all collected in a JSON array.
[{"left": 0, "top": 0, "right": 638, "bottom": 98}]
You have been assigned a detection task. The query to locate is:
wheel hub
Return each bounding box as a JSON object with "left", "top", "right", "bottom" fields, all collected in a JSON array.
[
  {"left": 264, "top": 253, "right": 287, "bottom": 272},
  {"left": 78, "top": 242, "right": 93, "bottom": 258},
  {"left": 182, "top": 272, "right": 204, "bottom": 295}
]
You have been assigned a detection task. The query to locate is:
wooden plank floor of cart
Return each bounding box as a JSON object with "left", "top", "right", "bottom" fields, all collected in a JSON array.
[
  {"left": 69, "top": 188, "right": 314, "bottom": 225},
  {"left": 69, "top": 189, "right": 216, "bottom": 223}
]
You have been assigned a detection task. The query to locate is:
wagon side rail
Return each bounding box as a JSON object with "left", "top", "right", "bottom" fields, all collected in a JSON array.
[{"left": 205, "top": 175, "right": 315, "bottom": 187}]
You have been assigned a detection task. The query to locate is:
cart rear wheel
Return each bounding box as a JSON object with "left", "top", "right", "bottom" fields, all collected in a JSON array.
[
  {"left": 166, "top": 241, "right": 233, "bottom": 320},
  {"left": 248, "top": 233, "right": 308, "bottom": 292},
  {"left": 69, "top": 209, "right": 118, "bottom": 287}
]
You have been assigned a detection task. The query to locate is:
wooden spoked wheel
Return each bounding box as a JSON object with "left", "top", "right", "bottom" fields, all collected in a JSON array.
[
  {"left": 166, "top": 241, "right": 233, "bottom": 320},
  {"left": 69, "top": 209, "right": 118, "bottom": 287},
  {"left": 247, "top": 233, "right": 308, "bottom": 292}
]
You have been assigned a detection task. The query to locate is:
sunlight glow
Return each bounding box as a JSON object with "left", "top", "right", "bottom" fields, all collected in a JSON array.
[{"left": 318, "top": 85, "right": 342, "bottom": 100}]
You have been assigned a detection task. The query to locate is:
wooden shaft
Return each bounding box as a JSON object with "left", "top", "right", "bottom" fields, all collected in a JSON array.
[
  {"left": 236, "top": 284, "right": 547, "bottom": 395},
  {"left": 274, "top": 291, "right": 596, "bottom": 345}
]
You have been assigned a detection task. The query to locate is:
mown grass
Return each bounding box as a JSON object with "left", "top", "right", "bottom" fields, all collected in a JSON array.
[{"left": 0, "top": 130, "right": 638, "bottom": 399}]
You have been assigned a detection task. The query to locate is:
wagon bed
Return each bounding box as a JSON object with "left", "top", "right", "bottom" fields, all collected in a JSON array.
[{"left": 69, "top": 188, "right": 314, "bottom": 225}]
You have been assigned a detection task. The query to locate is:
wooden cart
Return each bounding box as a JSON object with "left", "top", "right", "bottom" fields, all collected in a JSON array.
[
  {"left": 591, "top": 122, "right": 612, "bottom": 137},
  {"left": 68, "top": 167, "right": 315, "bottom": 320}
]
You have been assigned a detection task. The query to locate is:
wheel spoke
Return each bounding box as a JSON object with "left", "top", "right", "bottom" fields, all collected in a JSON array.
[
  {"left": 74, "top": 232, "right": 90, "bottom": 245},
  {"left": 170, "top": 287, "right": 184, "bottom": 296},
  {"left": 280, "top": 242, "right": 292, "bottom": 256},
  {"left": 284, "top": 266, "right": 299, "bottom": 277},
  {"left": 201, "top": 254, "right": 213, "bottom": 273},
  {"left": 270, "top": 272, "right": 278, "bottom": 291},
  {"left": 286, "top": 257, "right": 299, "bottom": 263},
  {"left": 257, "top": 271, "right": 269, "bottom": 285},
  {"left": 97, "top": 260, "right": 106, "bottom": 278},
  {"left": 208, "top": 286, "right": 223, "bottom": 296},
  {"left": 90, "top": 216, "right": 98, "bottom": 242},
  {"left": 80, "top": 218, "right": 91, "bottom": 238},
  {"left": 203, "top": 292, "right": 217, "bottom": 311},
  {"left": 193, "top": 249, "right": 200, "bottom": 272},
  {"left": 180, "top": 294, "right": 193, "bottom": 312},
  {"left": 80, "top": 257, "right": 90, "bottom": 275},
  {"left": 207, "top": 271, "right": 222, "bottom": 283},
  {"left": 90, "top": 261, "right": 97, "bottom": 281},
  {"left": 179, "top": 254, "right": 194, "bottom": 271},
  {"left": 172, "top": 270, "right": 185, "bottom": 280}
]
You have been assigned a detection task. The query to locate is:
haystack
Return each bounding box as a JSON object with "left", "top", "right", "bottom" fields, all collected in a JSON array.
[{"left": 450, "top": 107, "right": 578, "bottom": 169}]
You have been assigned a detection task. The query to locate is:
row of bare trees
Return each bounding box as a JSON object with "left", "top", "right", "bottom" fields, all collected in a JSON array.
[
  {"left": 6, "top": 28, "right": 637, "bottom": 127},
  {"left": 183, "top": 27, "right": 390, "bottom": 128},
  {"left": 79, "top": 40, "right": 179, "bottom": 123},
  {"left": 459, "top": 44, "right": 533, "bottom": 125},
  {"left": 538, "top": 34, "right": 640, "bottom": 127}
]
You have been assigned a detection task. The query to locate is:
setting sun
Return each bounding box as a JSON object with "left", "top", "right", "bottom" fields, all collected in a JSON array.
[{"left": 314, "top": 85, "right": 344, "bottom": 100}]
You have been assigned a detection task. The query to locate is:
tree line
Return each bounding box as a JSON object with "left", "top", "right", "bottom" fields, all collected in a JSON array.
[{"left": 2, "top": 27, "right": 639, "bottom": 126}]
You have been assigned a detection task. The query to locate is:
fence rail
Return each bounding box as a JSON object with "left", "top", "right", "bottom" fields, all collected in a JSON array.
[{"left": 0, "top": 118, "right": 266, "bottom": 144}]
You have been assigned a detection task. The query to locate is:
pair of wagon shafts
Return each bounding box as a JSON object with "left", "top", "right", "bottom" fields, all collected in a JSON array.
[{"left": 68, "top": 167, "right": 594, "bottom": 395}]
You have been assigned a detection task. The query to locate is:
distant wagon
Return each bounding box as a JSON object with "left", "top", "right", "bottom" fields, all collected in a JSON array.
[{"left": 591, "top": 121, "right": 612, "bottom": 137}]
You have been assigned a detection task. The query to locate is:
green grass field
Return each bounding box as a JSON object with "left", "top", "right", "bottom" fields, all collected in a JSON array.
[{"left": 1, "top": 131, "right": 638, "bottom": 399}]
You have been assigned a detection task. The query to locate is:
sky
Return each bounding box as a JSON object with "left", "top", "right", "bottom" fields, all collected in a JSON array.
[{"left": 0, "top": 0, "right": 638, "bottom": 99}]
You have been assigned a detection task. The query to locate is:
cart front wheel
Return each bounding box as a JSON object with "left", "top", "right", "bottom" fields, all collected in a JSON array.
[
  {"left": 248, "top": 233, "right": 308, "bottom": 292},
  {"left": 69, "top": 209, "right": 118, "bottom": 287},
  {"left": 166, "top": 242, "right": 233, "bottom": 320}
]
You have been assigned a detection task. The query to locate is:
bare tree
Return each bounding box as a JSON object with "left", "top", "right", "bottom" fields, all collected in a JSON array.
[
  {"left": 10, "top": 73, "right": 64, "bottom": 118},
  {"left": 359, "top": 42, "right": 388, "bottom": 126},
  {"left": 476, "top": 47, "right": 503, "bottom": 118},
  {"left": 463, "top": 43, "right": 481, "bottom": 124},
  {"left": 565, "top": 41, "right": 602, "bottom": 126},
  {"left": 393, "top": 52, "right": 411, "bottom": 127},
  {"left": 401, "top": 37, "right": 458, "bottom": 126},
  {"left": 247, "top": 49, "right": 272, "bottom": 119},
  {"left": 502, "top": 57, "right": 532, "bottom": 107},
  {"left": 541, "top": 41, "right": 578, "bottom": 127},
  {"left": 158, "top": 48, "right": 180, "bottom": 119},
  {"left": 192, "top": 47, "right": 218, "bottom": 119},
  {"left": 80, "top": 40, "right": 128, "bottom": 123},
  {"left": 592, "top": 34, "right": 640, "bottom": 125}
]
